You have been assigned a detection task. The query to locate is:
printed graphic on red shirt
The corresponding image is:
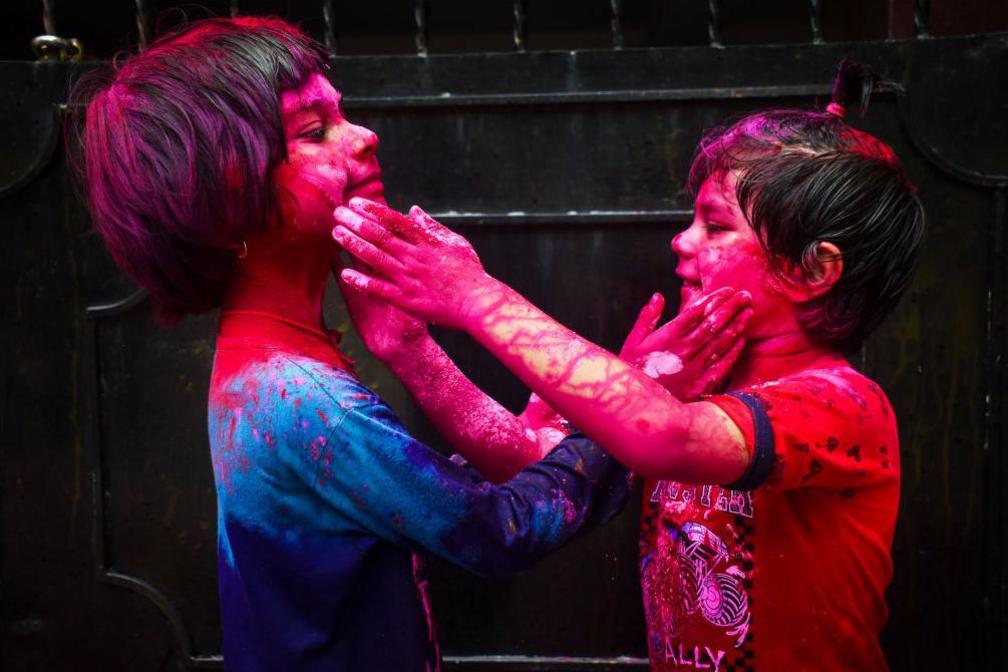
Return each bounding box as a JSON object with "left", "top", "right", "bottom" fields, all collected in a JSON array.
[
  {"left": 639, "top": 365, "right": 900, "bottom": 672},
  {"left": 641, "top": 482, "right": 754, "bottom": 671}
]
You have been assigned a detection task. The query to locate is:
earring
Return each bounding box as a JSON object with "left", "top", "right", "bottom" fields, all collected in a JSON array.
[{"left": 237, "top": 240, "right": 248, "bottom": 259}]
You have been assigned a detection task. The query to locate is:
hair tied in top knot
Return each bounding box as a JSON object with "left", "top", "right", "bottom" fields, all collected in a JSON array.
[{"left": 829, "top": 59, "right": 902, "bottom": 119}]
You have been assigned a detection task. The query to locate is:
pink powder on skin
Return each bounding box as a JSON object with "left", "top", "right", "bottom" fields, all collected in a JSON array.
[{"left": 642, "top": 351, "right": 685, "bottom": 379}]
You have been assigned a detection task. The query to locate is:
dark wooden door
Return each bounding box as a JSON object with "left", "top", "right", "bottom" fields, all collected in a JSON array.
[{"left": 2, "top": 2, "right": 1006, "bottom": 670}]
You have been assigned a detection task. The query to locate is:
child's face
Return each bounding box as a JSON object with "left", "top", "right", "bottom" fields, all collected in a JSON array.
[
  {"left": 672, "top": 172, "right": 790, "bottom": 337},
  {"left": 272, "top": 72, "right": 384, "bottom": 240}
]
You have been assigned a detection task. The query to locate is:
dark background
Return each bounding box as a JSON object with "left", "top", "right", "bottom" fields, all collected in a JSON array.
[{"left": 2, "top": 1, "right": 1007, "bottom": 670}]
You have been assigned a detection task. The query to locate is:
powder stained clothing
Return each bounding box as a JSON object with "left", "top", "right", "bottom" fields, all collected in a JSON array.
[
  {"left": 209, "top": 315, "right": 630, "bottom": 672},
  {"left": 639, "top": 364, "right": 898, "bottom": 671}
]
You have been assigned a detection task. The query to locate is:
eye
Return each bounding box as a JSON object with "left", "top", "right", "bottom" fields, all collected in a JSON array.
[
  {"left": 299, "top": 126, "right": 326, "bottom": 141},
  {"left": 705, "top": 221, "right": 730, "bottom": 234}
]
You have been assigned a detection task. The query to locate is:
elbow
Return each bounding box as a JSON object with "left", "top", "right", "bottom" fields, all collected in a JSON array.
[
  {"left": 443, "top": 487, "right": 572, "bottom": 577},
  {"left": 469, "top": 432, "right": 543, "bottom": 485},
  {"left": 601, "top": 426, "right": 691, "bottom": 480},
  {"left": 477, "top": 451, "right": 538, "bottom": 485},
  {"left": 452, "top": 530, "right": 544, "bottom": 577},
  {"left": 622, "top": 436, "right": 744, "bottom": 484}
]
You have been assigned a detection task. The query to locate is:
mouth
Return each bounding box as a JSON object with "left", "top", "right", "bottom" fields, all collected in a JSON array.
[
  {"left": 344, "top": 171, "right": 384, "bottom": 203},
  {"left": 676, "top": 272, "right": 703, "bottom": 305},
  {"left": 676, "top": 271, "right": 699, "bottom": 283},
  {"left": 676, "top": 271, "right": 702, "bottom": 289}
]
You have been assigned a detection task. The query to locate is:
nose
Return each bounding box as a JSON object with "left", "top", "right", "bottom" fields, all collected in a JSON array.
[
  {"left": 671, "top": 229, "right": 692, "bottom": 258},
  {"left": 349, "top": 123, "right": 379, "bottom": 158}
]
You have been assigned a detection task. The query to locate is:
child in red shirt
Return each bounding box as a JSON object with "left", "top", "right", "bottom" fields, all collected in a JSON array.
[
  {"left": 641, "top": 367, "right": 899, "bottom": 669},
  {"left": 332, "top": 62, "right": 923, "bottom": 670}
]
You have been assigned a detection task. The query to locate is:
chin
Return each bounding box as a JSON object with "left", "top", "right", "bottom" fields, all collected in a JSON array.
[{"left": 343, "top": 180, "right": 386, "bottom": 205}]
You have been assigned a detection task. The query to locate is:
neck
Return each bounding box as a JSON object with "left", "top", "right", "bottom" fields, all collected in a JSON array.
[
  {"left": 222, "top": 234, "right": 332, "bottom": 330},
  {"left": 729, "top": 327, "right": 842, "bottom": 389}
]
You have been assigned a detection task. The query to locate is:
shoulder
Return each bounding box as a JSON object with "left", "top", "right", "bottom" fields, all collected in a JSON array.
[
  {"left": 208, "top": 352, "right": 404, "bottom": 467},
  {"left": 245, "top": 355, "right": 412, "bottom": 453},
  {"left": 743, "top": 365, "right": 895, "bottom": 434},
  {"left": 210, "top": 351, "right": 380, "bottom": 417},
  {"left": 736, "top": 365, "right": 899, "bottom": 489},
  {"left": 273, "top": 355, "right": 381, "bottom": 413},
  {"left": 208, "top": 350, "right": 411, "bottom": 481}
]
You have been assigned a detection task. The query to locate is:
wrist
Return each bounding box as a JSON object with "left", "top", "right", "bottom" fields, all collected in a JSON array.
[
  {"left": 459, "top": 275, "right": 514, "bottom": 333},
  {"left": 380, "top": 330, "right": 437, "bottom": 372}
]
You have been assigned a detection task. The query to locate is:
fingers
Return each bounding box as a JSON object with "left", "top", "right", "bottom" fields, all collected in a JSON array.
[
  {"left": 700, "top": 290, "right": 751, "bottom": 337},
  {"left": 408, "top": 205, "right": 444, "bottom": 241},
  {"left": 408, "top": 204, "right": 437, "bottom": 228},
  {"left": 346, "top": 198, "right": 472, "bottom": 253},
  {"left": 698, "top": 338, "right": 746, "bottom": 396},
  {"left": 619, "top": 293, "right": 665, "bottom": 359},
  {"left": 339, "top": 268, "right": 405, "bottom": 305},
  {"left": 347, "top": 197, "right": 430, "bottom": 244},
  {"left": 334, "top": 206, "right": 412, "bottom": 259},
  {"left": 696, "top": 307, "right": 753, "bottom": 367},
  {"left": 671, "top": 287, "right": 736, "bottom": 336},
  {"left": 678, "top": 290, "right": 751, "bottom": 357},
  {"left": 408, "top": 205, "right": 472, "bottom": 250},
  {"left": 332, "top": 223, "right": 408, "bottom": 277},
  {"left": 642, "top": 290, "right": 735, "bottom": 359}
]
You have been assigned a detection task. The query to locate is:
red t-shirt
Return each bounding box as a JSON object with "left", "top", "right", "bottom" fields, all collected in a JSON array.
[{"left": 639, "top": 364, "right": 899, "bottom": 671}]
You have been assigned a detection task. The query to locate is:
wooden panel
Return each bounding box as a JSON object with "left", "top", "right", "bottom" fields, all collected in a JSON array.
[{"left": 1, "top": 31, "right": 1005, "bottom": 671}]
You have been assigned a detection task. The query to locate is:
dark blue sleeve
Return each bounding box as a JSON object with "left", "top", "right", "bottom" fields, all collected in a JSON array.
[
  {"left": 722, "top": 391, "right": 776, "bottom": 491},
  {"left": 436, "top": 432, "right": 631, "bottom": 575},
  {"left": 280, "top": 368, "right": 631, "bottom": 576}
]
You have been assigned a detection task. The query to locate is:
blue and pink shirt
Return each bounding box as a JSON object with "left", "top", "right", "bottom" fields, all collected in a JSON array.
[{"left": 208, "top": 312, "right": 630, "bottom": 671}]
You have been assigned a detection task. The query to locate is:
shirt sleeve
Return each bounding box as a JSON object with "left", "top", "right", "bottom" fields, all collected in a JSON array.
[
  {"left": 706, "top": 368, "right": 899, "bottom": 492},
  {"left": 707, "top": 392, "right": 777, "bottom": 491},
  {"left": 279, "top": 364, "right": 631, "bottom": 576}
]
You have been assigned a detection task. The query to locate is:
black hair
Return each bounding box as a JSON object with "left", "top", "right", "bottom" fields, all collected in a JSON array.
[
  {"left": 68, "top": 17, "right": 331, "bottom": 323},
  {"left": 687, "top": 60, "right": 925, "bottom": 353}
]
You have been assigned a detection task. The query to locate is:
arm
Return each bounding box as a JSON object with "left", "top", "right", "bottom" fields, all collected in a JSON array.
[
  {"left": 338, "top": 251, "right": 746, "bottom": 482},
  {"left": 377, "top": 330, "right": 549, "bottom": 481},
  {"left": 332, "top": 200, "right": 753, "bottom": 483},
  {"left": 451, "top": 278, "right": 750, "bottom": 482},
  {"left": 337, "top": 262, "right": 552, "bottom": 482},
  {"left": 282, "top": 363, "right": 630, "bottom": 575}
]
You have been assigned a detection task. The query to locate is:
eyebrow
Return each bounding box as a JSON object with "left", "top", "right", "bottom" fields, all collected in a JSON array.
[
  {"left": 283, "top": 90, "right": 342, "bottom": 116},
  {"left": 696, "top": 199, "right": 729, "bottom": 217}
]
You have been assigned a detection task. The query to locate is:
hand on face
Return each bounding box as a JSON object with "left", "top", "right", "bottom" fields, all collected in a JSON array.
[
  {"left": 673, "top": 173, "right": 795, "bottom": 340},
  {"left": 332, "top": 199, "right": 495, "bottom": 330},
  {"left": 336, "top": 254, "right": 428, "bottom": 363},
  {"left": 619, "top": 287, "right": 752, "bottom": 400}
]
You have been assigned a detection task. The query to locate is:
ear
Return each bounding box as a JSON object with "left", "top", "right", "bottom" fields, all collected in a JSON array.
[{"left": 776, "top": 241, "right": 843, "bottom": 303}]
